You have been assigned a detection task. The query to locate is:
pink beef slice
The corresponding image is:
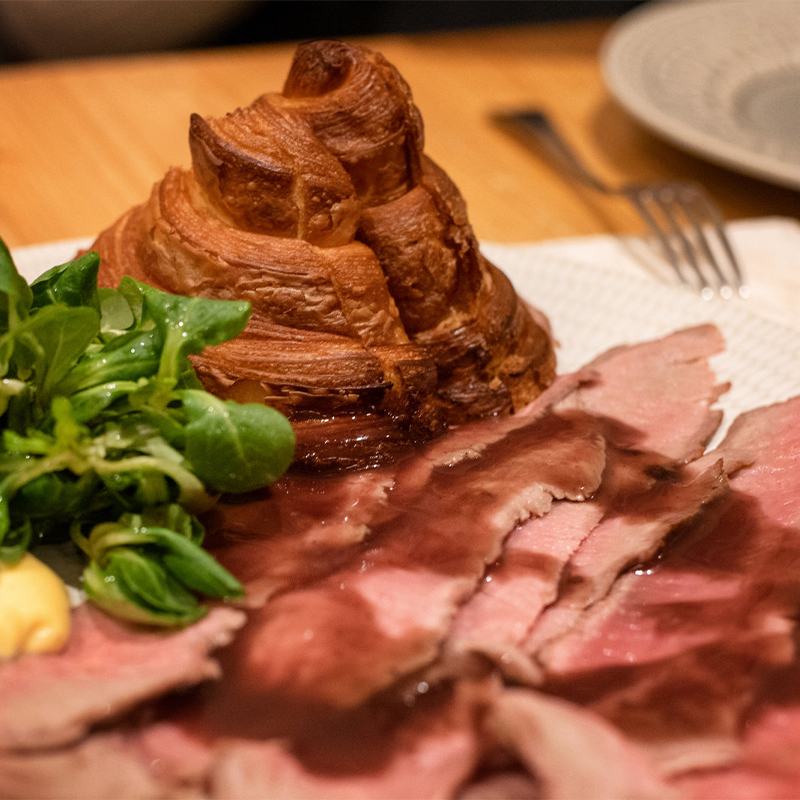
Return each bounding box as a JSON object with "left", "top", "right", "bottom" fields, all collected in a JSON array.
[
  {"left": 0, "top": 679, "right": 483, "bottom": 800},
  {"left": 443, "top": 325, "right": 727, "bottom": 682},
  {"left": 411, "top": 369, "right": 590, "bottom": 471},
  {"left": 526, "top": 451, "right": 731, "bottom": 661},
  {"left": 0, "top": 603, "right": 245, "bottom": 750},
  {"left": 486, "top": 688, "right": 676, "bottom": 799},
  {"left": 672, "top": 694, "right": 800, "bottom": 799},
  {"left": 529, "top": 397, "right": 800, "bottom": 775},
  {"left": 545, "top": 323, "right": 728, "bottom": 613},
  {"left": 201, "top": 409, "right": 606, "bottom": 710},
  {"left": 457, "top": 772, "right": 542, "bottom": 799},
  {"left": 560, "top": 323, "right": 727, "bottom": 462},
  {"left": 204, "top": 370, "right": 588, "bottom": 608},
  {"left": 206, "top": 466, "right": 398, "bottom": 606},
  {"left": 443, "top": 500, "right": 605, "bottom": 684},
  {"left": 526, "top": 325, "right": 728, "bottom": 654},
  {"left": 0, "top": 720, "right": 213, "bottom": 800},
  {"left": 207, "top": 679, "right": 488, "bottom": 800}
]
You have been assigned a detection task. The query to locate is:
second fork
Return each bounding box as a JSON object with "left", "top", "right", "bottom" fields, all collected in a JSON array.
[{"left": 494, "top": 109, "right": 747, "bottom": 299}]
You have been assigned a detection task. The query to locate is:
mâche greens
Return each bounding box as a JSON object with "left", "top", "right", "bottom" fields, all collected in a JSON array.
[{"left": 0, "top": 238, "right": 295, "bottom": 626}]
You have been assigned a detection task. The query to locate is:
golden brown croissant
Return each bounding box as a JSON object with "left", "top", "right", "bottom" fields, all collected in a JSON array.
[{"left": 92, "top": 40, "right": 556, "bottom": 469}]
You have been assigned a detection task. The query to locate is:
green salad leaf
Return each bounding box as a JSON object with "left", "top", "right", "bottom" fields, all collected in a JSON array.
[
  {"left": 30, "top": 250, "right": 101, "bottom": 311},
  {"left": 179, "top": 390, "right": 295, "bottom": 493},
  {"left": 0, "top": 238, "right": 296, "bottom": 626}
]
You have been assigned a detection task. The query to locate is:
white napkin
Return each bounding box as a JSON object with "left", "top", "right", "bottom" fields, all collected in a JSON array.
[{"left": 484, "top": 216, "right": 800, "bottom": 333}]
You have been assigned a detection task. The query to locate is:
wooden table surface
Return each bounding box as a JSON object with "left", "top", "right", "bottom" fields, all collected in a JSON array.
[{"left": 0, "top": 18, "right": 798, "bottom": 251}]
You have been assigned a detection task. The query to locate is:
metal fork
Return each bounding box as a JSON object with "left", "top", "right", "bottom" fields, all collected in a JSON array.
[{"left": 494, "top": 109, "right": 748, "bottom": 300}]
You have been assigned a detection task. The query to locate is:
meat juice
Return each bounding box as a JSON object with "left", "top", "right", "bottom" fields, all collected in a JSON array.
[{"left": 182, "top": 412, "right": 604, "bottom": 745}]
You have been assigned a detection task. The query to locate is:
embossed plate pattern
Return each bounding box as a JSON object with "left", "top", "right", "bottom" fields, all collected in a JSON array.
[{"left": 601, "top": 0, "right": 800, "bottom": 189}]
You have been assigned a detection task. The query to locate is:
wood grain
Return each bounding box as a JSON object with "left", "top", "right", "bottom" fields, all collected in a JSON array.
[{"left": 0, "top": 20, "right": 797, "bottom": 249}]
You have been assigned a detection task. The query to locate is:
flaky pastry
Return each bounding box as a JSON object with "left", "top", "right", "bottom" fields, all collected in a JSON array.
[{"left": 92, "top": 40, "right": 556, "bottom": 469}]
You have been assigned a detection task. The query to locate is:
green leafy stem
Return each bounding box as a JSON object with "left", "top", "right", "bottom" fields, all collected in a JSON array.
[{"left": 0, "top": 238, "right": 295, "bottom": 626}]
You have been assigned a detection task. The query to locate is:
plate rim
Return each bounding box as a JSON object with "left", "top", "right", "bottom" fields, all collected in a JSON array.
[{"left": 600, "top": 0, "right": 800, "bottom": 190}]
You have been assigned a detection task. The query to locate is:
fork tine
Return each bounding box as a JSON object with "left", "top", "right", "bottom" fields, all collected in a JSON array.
[
  {"left": 646, "top": 185, "right": 715, "bottom": 293},
  {"left": 674, "top": 186, "right": 737, "bottom": 299},
  {"left": 628, "top": 182, "right": 747, "bottom": 299},
  {"left": 684, "top": 187, "right": 748, "bottom": 297},
  {"left": 495, "top": 109, "right": 747, "bottom": 299},
  {"left": 624, "top": 188, "right": 707, "bottom": 291},
  {"left": 655, "top": 184, "right": 735, "bottom": 299}
]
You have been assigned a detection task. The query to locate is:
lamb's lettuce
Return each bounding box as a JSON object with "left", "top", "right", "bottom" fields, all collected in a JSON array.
[{"left": 0, "top": 238, "right": 295, "bottom": 626}]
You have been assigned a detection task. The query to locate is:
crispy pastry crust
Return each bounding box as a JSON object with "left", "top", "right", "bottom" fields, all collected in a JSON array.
[{"left": 92, "top": 40, "right": 556, "bottom": 469}]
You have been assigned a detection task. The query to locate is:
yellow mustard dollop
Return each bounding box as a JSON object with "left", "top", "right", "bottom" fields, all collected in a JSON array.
[{"left": 0, "top": 553, "right": 71, "bottom": 658}]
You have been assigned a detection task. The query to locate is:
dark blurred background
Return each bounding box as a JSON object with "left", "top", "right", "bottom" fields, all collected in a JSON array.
[{"left": 0, "top": 0, "right": 646, "bottom": 64}]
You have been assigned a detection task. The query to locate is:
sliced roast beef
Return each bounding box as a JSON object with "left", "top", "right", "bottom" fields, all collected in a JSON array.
[
  {"left": 672, "top": 695, "right": 800, "bottom": 799},
  {"left": 528, "top": 397, "right": 800, "bottom": 775},
  {"left": 0, "top": 719, "right": 213, "bottom": 800},
  {"left": 547, "top": 323, "right": 728, "bottom": 609},
  {"left": 675, "top": 766, "right": 800, "bottom": 800},
  {"left": 443, "top": 324, "right": 728, "bottom": 683},
  {"left": 0, "top": 732, "right": 183, "bottom": 800},
  {"left": 487, "top": 688, "right": 675, "bottom": 799},
  {"left": 203, "top": 410, "right": 606, "bottom": 709},
  {"left": 443, "top": 501, "right": 604, "bottom": 683},
  {"left": 206, "top": 370, "right": 589, "bottom": 608},
  {"left": 527, "top": 452, "right": 731, "bottom": 662},
  {"left": 457, "top": 772, "right": 541, "bottom": 799},
  {"left": 206, "top": 467, "right": 398, "bottom": 605},
  {"left": 10, "top": 323, "right": 789, "bottom": 800},
  {"left": 559, "top": 324, "right": 727, "bottom": 462},
  {"left": 0, "top": 603, "right": 245, "bottom": 750},
  {"left": 413, "top": 369, "right": 590, "bottom": 471},
  {"left": 208, "top": 680, "right": 487, "bottom": 800}
]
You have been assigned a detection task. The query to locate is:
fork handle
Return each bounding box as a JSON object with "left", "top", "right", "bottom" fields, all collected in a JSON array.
[{"left": 497, "top": 110, "right": 611, "bottom": 195}]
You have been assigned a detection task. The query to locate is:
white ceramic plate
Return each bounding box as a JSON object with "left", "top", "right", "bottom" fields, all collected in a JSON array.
[
  {"left": 15, "top": 238, "right": 800, "bottom": 449},
  {"left": 601, "top": 0, "right": 800, "bottom": 189}
]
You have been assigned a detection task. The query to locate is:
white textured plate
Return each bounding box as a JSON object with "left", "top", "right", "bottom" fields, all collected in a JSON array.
[
  {"left": 14, "top": 238, "right": 800, "bottom": 447},
  {"left": 601, "top": 0, "right": 800, "bottom": 189}
]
